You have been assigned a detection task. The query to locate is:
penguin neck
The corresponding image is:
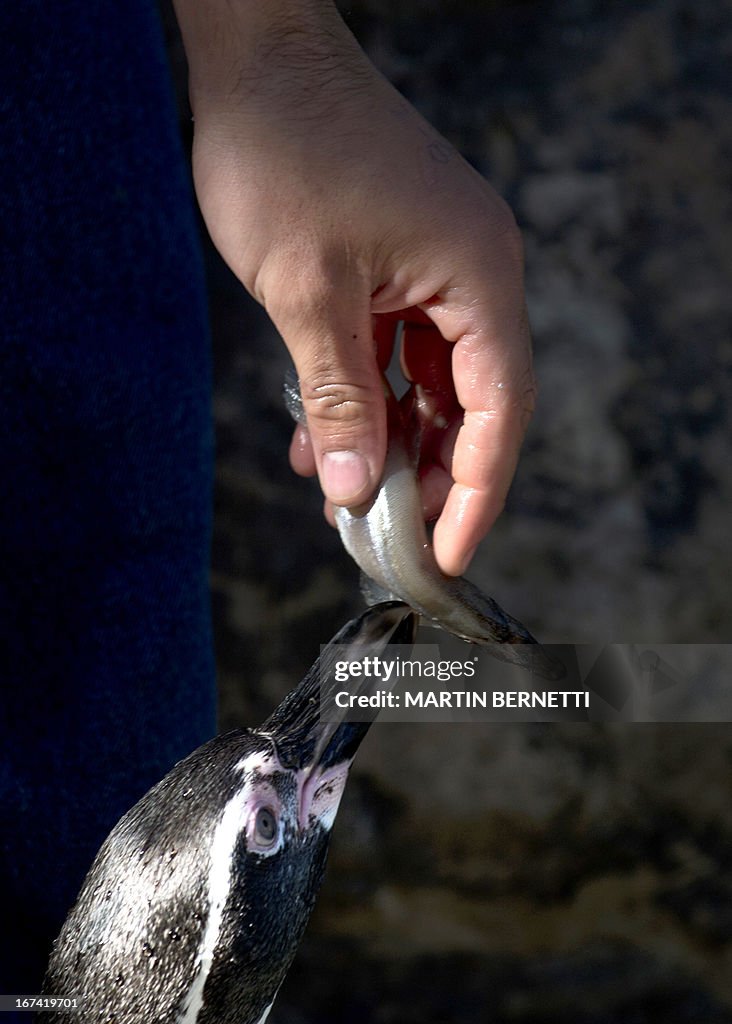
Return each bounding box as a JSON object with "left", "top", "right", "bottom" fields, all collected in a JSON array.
[{"left": 175, "top": 748, "right": 332, "bottom": 1024}]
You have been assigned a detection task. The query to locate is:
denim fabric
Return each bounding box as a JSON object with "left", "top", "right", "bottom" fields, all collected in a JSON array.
[{"left": 0, "top": 1, "right": 216, "bottom": 991}]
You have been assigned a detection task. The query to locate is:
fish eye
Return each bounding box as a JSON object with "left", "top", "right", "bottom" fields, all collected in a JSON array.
[{"left": 252, "top": 806, "right": 278, "bottom": 848}]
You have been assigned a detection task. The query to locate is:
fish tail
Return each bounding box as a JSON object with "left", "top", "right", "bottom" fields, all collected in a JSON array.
[{"left": 460, "top": 580, "right": 566, "bottom": 681}]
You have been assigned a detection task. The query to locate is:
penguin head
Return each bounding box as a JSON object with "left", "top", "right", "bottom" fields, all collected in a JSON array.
[
  {"left": 198, "top": 602, "right": 418, "bottom": 1021},
  {"left": 45, "top": 602, "right": 416, "bottom": 1024},
  {"left": 177, "top": 737, "right": 347, "bottom": 1024}
]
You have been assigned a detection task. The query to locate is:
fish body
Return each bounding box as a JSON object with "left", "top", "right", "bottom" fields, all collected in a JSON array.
[{"left": 285, "top": 372, "right": 564, "bottom": 681}]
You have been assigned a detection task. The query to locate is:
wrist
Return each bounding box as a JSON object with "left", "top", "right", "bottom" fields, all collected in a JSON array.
[{"left": 172, "top": 0, "right": 358, "bottom": 113}]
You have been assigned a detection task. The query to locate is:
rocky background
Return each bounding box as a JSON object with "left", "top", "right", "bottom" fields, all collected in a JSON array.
[{"left": 161, "top": 1, "right": 732, "bottom": 1020}]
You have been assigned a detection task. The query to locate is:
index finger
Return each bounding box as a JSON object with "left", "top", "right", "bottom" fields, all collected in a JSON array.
[{"left": 423, "top": 283, "right": 535, "bottom": 576}]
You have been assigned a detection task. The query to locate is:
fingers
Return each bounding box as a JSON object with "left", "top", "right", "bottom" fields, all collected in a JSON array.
[
  {"left": 431, "top": 298, "right": 535, "bottom": 576},
  {"left": 289, "top": 423, "right": 316, "bottom": 477},
  {"left": 393, "top": 211, "right": 534, "bottom": 575},
  {"left": 287, "top": 283, "right": 535, "bottom": 580},
  {"left": 272, "top": 279, "right": 386, "bottom": 508},
  {"left": 289, "top": 314, "right": 398, "bottom": 486}
]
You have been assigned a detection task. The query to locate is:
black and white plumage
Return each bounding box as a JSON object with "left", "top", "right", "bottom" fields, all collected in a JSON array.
[{"left": 43, "top": 602, "right": 416, "bottom": 1024}]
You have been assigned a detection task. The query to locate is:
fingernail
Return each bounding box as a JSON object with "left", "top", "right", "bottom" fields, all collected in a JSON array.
[{"left": 321, "top": 450, "right": 371, "bottom": 504}]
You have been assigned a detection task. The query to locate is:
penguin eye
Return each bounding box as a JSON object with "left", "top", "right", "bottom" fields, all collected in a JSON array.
[{"left": 252, "top": 806, "right": 278, "bottom": 849}]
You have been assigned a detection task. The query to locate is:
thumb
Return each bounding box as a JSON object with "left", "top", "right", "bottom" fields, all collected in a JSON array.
[{"left": 273, "top": 290, "right": 386, "bottom": 508}]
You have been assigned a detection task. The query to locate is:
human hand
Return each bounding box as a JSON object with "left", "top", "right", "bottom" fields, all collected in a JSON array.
[{"left": 177, "top": 0, "right": 535, "bottom": 576}]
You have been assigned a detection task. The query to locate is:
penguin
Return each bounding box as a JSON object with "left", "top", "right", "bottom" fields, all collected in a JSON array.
[{"left": 43, "top": 602, "right": 416, "bottom": 1024}]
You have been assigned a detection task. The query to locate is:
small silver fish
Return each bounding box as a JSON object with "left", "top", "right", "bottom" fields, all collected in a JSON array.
[{"left": 285, "top": 371, "right": 564, "bottom": 682}]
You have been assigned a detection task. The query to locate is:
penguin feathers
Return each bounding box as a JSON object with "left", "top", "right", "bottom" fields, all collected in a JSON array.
[{"left": 43, "top": 603, "right": 416, "bottom": 1024}]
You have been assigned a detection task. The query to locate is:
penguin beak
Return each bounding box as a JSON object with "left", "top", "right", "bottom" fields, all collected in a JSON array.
[
  {"left": 260, "top": 601, "right": 416, "bottom": 776},
  {"left": 259, "top": 601, "right": 416, "bottom": 834}
]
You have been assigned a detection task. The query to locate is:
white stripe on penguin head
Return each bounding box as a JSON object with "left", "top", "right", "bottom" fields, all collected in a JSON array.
[{"left": 176, "top": 751, "right": 282, "bottom": 1024}]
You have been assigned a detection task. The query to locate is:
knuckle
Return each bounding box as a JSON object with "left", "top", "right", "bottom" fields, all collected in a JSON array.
[
  {"left": 260, "top": 241, "right": 367, "bottom": 335},
  {"left": 300, "top": 377, "right": 377, "bottom": 429},
  {"left": 459, "top": 194, "right": 524, "bottom": 279},
  {"left": 266, "top": 270, "right": 335, "bottom": 331},
  {"left": 467, "top": 190, "right": 524, "bottom": 268},
  {"left": 491, "top": 201, "right": 524, "bottom": 265},
  {"left": 464, "top": 409, "right": 503, "bottom": 451}
]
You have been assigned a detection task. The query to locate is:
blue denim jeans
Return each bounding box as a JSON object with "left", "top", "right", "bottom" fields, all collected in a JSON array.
[{"left": 0, "top": 1, "right": 216, "bottom": 991}]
